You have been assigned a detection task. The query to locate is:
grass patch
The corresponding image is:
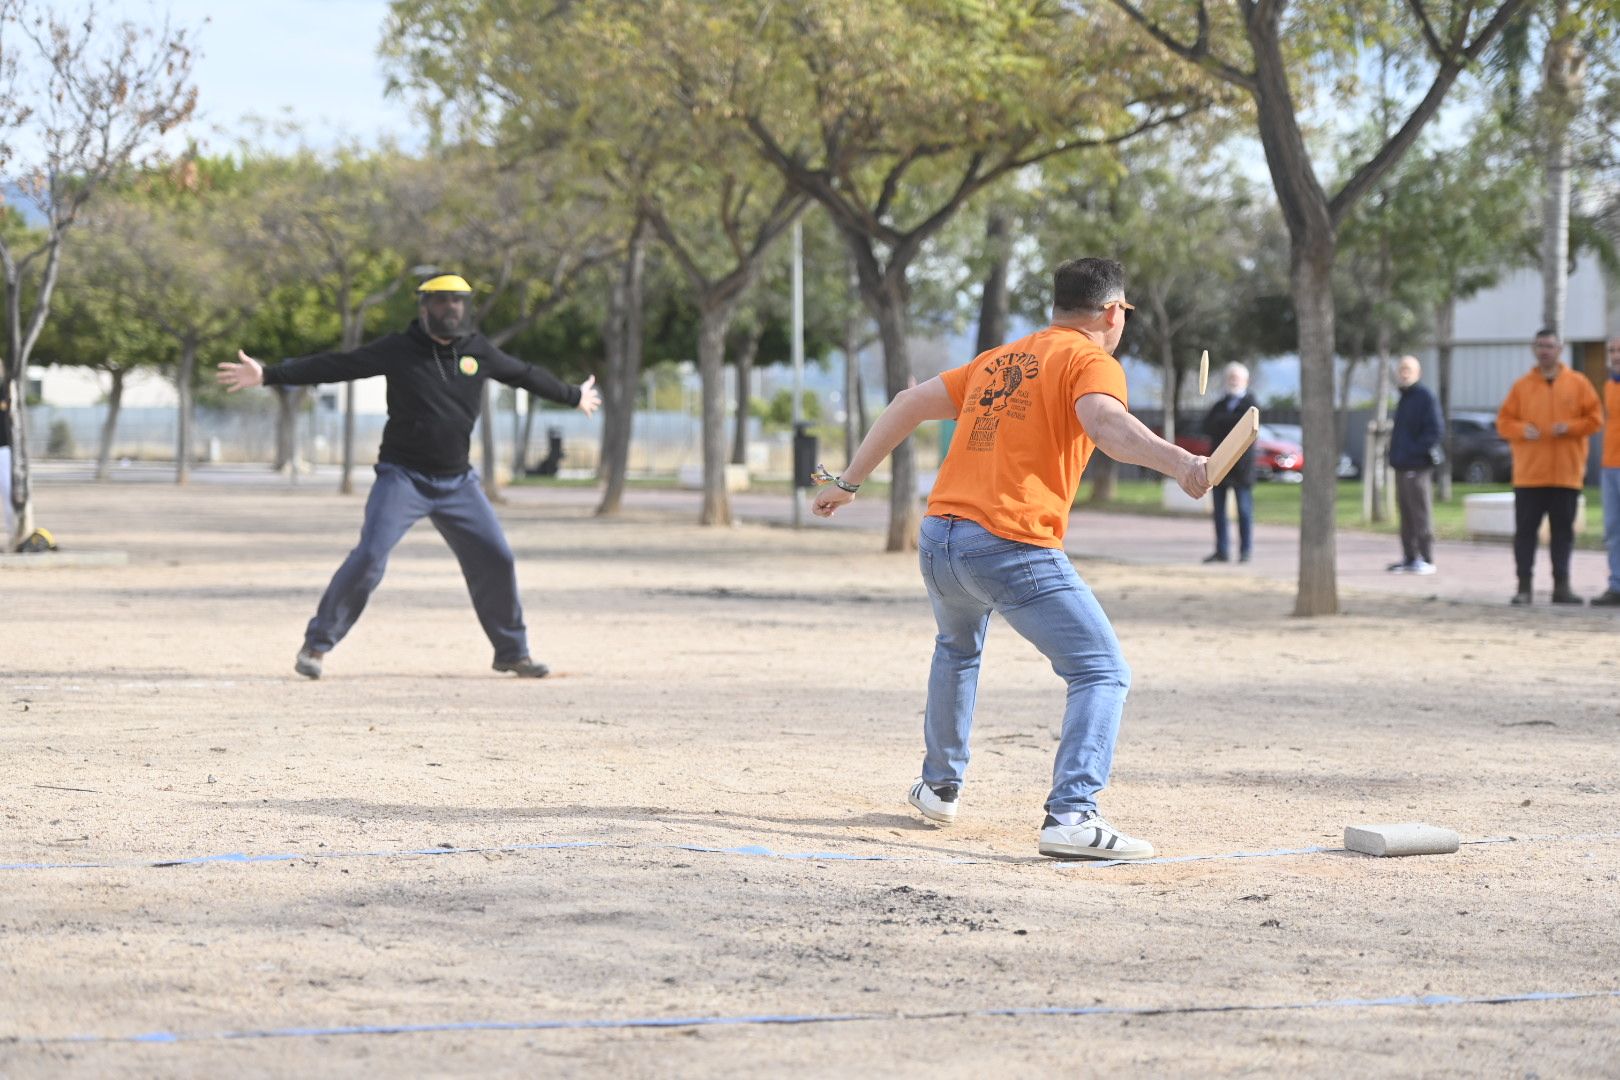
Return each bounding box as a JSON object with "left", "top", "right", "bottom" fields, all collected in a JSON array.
[{"left": 1078, "top": 479, "right": 1605, "bottom": 547}]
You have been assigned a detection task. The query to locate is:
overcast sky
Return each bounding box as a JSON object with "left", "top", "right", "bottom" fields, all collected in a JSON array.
[{"left": 99, "top": 0, "right": 421, "bottom": 153}]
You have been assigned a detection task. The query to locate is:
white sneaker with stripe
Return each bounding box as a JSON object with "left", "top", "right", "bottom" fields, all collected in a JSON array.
[
  {"left": 907, "top": 778, "right": 960, "bottom": 824},
  {"left": 1038, "top": 813, "right": 1155, "bottom": 860}
]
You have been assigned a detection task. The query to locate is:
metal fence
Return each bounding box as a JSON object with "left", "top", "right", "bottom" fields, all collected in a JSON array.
[{"left": 18, "top": 403, "right": 801, "bottom": 478}]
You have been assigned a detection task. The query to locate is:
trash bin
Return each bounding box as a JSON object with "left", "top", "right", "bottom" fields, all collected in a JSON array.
[{"left": 792, "top": 422, "right": 818, "bottom": 489}]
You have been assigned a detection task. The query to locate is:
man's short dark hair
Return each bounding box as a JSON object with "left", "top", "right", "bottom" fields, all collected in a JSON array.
[
  {"left": 1534, "top": 328, "right": 1559, "bottom": 340},
  {"left": 1052, "top": 258, "right": 1126, "bottom": 314}
]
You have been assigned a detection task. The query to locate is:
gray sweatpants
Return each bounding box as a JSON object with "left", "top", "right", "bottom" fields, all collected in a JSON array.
[
  {"left": 1395, "top": 467, "right": 1434, "bottom": 565},
  {"left": 305, "top": 462, "right": 529, "bottom": 662}
]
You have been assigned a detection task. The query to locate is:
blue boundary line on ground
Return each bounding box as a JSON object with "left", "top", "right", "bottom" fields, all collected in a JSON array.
[
  {"left": 0, "top": 840, "right": 985, "bottom": 872},
  {"left": 5, "top": 832, "right": 1617, "bottom": 874},
  {"left": 26, "top": 988, "right": 1620, "bottom": 1045}
]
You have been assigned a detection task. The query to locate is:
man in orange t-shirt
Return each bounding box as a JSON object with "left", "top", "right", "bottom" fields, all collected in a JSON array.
[
  {"left": 812, "top": 257, "right": 1209, "bottom": 861},
  {"left": 1496, "top": 328, "right": 1603, "bottom": 604},
  {"left": 1594, "top": 336, "right": 1620, "bottom": 607}
]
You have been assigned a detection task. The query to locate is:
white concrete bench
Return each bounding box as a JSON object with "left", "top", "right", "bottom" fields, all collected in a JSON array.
[
  {"left": 677, "top": 463, "right": 751, "bottom": 492},
  {"left": 1464, "top": 491, "right": 1584, "bottom": 540},
  {"left": 1161, "top": 478, "right": 1211, "bottom": 514}
]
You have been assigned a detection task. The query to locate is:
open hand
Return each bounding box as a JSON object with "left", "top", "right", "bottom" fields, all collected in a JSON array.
[
  {"left": 576, "top": 375, "right": 601, "bottom": 417},
  {"left": 216, "top": 350, "right": 264, "bottom": 392}
]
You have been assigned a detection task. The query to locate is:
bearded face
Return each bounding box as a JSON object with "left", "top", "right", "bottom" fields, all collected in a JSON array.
[{"left": 421, "top": 293, "right": 472, "bottom": 340}]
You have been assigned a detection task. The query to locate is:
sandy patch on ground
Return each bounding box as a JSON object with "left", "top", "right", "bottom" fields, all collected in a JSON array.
[{"left": 2, "top": 481, "right": 1617, "bottom": 1076}]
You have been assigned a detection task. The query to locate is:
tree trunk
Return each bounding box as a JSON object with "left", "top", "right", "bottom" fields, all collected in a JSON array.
[
  {"left": 95, "top": 368, "right": 125, "bottom": 480},
  {"left": 696, "top": 303, "right": 735, "bottom": 525},
  {"left": 1151, "top": 288, "right": 1176, "bottom": 443},
  {"left": 1539, "top": 8, "right": 1584, "bottom": 340},
  {"left": 1087, "top": 453, "right": 1119, "bottom": 504},
  {"left": 175, "top": 341, "right": 197, "bottom": 485},
  {"left": 1336, "top": 355, "right": 1363, "bottom": 468},
  {"left": 976, "top": 211, "right": 1012, "bottom": 353},
  {"left": 1435, "top": 295, "right": 1456, "bottom": 502},
  {"left": 341, "top": 379, "right": 358, "bottom": 494},
  {"left": 1291, "top": 243, "right": 1339, "bottom": 616},
  {"left": 274, "top": 386, "right": 307, "bottom": 483},
  {"left": 1369, "top": 322, "right": 1393, "bottom": 523},
  {"left": 871, "top": 278, "right": 918, "bottom": 551},
  {"left": 597, "top": 219, "right": 648, "bottom": 516},
  {"left": 843, "top": 261, "right": 868, "bottom": 462},
  {"left": 337, "top": 305, "right": 363, "bottom": 495},
  {"left": 480, "top": 382, "right": 501, "bottom": 501},
  {"left": 515, "top": 391, "right": 537, "bottom": 476},
  {"left": 855, "top": 367, "right": 870, "bottom": 443},
  {"left": 731, "top": 326, "right": 760, "bottom": 466},
  {"left": 5, "top": 374, "right": 35, "bottom": 548}
]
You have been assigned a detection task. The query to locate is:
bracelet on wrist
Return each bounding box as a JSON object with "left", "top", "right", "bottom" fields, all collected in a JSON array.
[{"left": 810, "top": 463, "right": 861, "bottom": 493}]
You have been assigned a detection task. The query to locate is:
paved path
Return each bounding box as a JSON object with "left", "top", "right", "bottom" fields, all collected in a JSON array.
[{"left": 29, "top": 460, "right": 1618, "bottom": 609}]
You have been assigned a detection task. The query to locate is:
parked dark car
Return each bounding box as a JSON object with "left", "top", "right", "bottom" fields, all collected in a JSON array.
[{"left": 1447, "top": 412, "right": 1512, "bottom": 484}]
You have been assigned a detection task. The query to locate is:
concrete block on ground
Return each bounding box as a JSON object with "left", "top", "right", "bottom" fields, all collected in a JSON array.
[
  {"left": 1344, "top": 822, "right": 1460, "bottom": 857},
  {"left": 1161, "top": 477, "right": 1210, "bottom": 514},
  {"left": 676, "top": 463, "right": 751, "bottom": 492},
  {"left": 1464, "top": 492, "right": 1584, "bottom": 540}
]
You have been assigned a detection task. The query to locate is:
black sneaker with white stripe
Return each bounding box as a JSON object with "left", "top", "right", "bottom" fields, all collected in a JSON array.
[
  {"left": 907, "top": 778, "right": 960, "bottom": 824},
  {"left": 1037, "top": 812, "right": 1155, "bottom": 860}
]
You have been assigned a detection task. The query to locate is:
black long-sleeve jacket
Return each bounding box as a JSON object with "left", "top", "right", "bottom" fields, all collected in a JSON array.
[
  {"left": 1201, "top": 392, "right": 1260, "bottom": 487},
  {"left": 262, "top": 320, "right": 582, "bottom": 476}
]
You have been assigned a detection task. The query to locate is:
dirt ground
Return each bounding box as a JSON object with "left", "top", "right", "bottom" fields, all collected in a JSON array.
[{"left": 2, "top": 478, "right": 1618, "bottom": 1078}]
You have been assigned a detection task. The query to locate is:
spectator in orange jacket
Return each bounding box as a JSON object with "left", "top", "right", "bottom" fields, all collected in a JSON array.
[
  {"left": 1496, "top": 328, "right": 1603, "bottom": 605},
  {"left": 1594, "top": 336, "right": 1620, "bottom": 607}
]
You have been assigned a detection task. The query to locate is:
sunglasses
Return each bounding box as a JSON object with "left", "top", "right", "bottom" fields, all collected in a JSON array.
[{"left": 1102, "top": 298, "right": 1134, "bottom": 322}]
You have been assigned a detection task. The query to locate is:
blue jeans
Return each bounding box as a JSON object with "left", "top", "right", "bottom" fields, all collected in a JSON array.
[
  {"left": 1604, "top": 467, "right": 1620, "bottom": 593},
  {"left": 305, "top": 463, "right": 529, "bottom": 662},
  {"left": 1212, "top": 482, "right": 1253, "bottom": 558},
  {"left": 918, "top": 516, "right": 1131, "bottom": 817}
]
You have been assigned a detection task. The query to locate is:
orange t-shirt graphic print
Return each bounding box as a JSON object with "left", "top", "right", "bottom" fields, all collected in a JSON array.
[{"left": 927, "top": 325, "right": 1127, "bottom": 548}]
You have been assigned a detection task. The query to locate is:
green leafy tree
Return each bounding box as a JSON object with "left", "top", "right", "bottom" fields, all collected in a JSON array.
[
  {"left": 1108, "top": 0, "right": 1532, "bottom": 615},
  {"left": 723, "top": 0, "right": 1214, "bottom": 550},
  {"left": 82, "top": 178, "right": 262, "bottom": 483},
  {"left": 0, "top": 0, "right": 196, "bottom": 546}
]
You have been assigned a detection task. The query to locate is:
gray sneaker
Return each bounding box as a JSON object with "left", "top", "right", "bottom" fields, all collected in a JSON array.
[
  {"left": 294, "top": 648, "right": 324, "bottom": 680},
  {"left": 493, "top": 657, "right": 551, "bottom": 678},
  {"left": 1038, "top": 812, "right": 1155, "bottom": 860}
]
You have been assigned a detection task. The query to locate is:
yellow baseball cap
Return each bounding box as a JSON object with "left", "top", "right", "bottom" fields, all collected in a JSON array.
[{"left": 418, "top": 274, "right": 472, "bottom": 295}]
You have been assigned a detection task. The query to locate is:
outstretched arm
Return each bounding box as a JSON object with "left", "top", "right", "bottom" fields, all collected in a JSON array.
[
  {"left": 485, "top": 343, "right": 599, "bottom": 416},
  {"left": 217, "top": 350, "right": 264, "bottom": 392},
  {"left": 812, "top": 377, "right": 957, "bottom": 518},
  {"left": 1076, "top": 392, "right": 1209, "bottom": 498},
  {"left": 218, "top": 339, "right": 392, "bottom": 390}
]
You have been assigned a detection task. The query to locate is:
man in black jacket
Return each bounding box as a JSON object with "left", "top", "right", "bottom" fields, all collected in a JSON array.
[
  {"left": 217, "top": 274, "right": 601, "bottom": 679},
  {"left": 1200, "top": 362, "right": 1258, "bottom": 563},
  {"left": 1387, "top": 355, "right": 1443, "bottom": 575}
]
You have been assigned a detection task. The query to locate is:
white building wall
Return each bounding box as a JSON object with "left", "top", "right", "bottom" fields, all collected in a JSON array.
[{"left": 1450, "top": 255, "right": 1610, "bottom": 341}]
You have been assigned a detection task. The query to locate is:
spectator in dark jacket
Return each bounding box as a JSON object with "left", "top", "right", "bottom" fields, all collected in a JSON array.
[
  {"left": 1201, "top": 362, "right": 1258, "bottom": 563},
  {"left": 1387, "top": 355, "right": 1443, "bottom": 575}
]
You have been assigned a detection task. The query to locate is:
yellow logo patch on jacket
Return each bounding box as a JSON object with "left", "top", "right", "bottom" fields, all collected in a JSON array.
[{"left": 458, "top": 356, "right": 478, "bottom": 376}]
